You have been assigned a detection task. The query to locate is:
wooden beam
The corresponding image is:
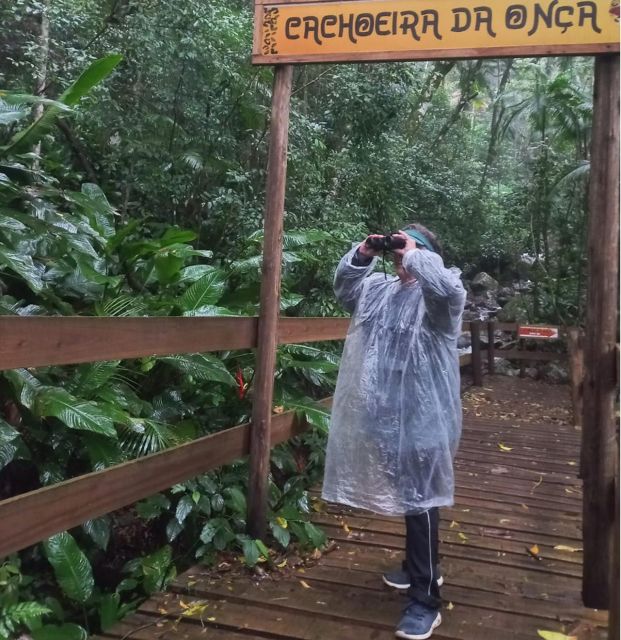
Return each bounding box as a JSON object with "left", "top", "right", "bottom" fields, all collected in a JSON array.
[
  {"left": 0, "top": 408, "right": 309, "bottom": 559},
  {"left": 487, "top": 321, "right": 496, "bottom": 375},
  {"left": 496, "top": 350, "right": 567, "bottom": 362},
  {"left": 583, "top": 52, "right": 620, "bottom": 610},
  {"left": 470, "top": 321, "right": 482, "bottom": 386},
  {"left": 582, "top": 54, "right": 620, "bottom": 610},
  {"left": 567, "top": 328, "right": 585, "bottom": 429},
  {"left": 247, "top": 64, "right": 294, "bottom": 540},
  {"left": 0, "top": 317, "right": 258, "bottom": 370},
  {"left": 278, "top": 317, "right": 349, "bottom": 344}
]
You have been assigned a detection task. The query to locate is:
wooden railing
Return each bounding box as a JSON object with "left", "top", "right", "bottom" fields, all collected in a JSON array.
[{"left": 0, "top": 316, "right": 567, "bottom": 558}]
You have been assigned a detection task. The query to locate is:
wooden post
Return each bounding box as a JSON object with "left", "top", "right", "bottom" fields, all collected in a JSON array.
[
  {"left": 567, "top": 328, "right": 585, "bottom": 428},
  {"left": 610, "top": 466, "right": 620, "bottom": 640},
  {"left": 582, "top": 54, "right": 620, "bottom": 610},
  {"left": 567, "top": 328, "right": 586, "bottom": 479},
  {"left": 487, "top": 321, "right": 495, "bottom": 375},
  {"left": 470, "top": 321, "right": 482, "bottom": 386},
  {"left": 247, "top": 65, "right": 294, "bottom": 539}
]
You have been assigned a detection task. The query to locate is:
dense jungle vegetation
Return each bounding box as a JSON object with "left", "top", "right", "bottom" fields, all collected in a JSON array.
[{"left": 0, "top": 0, "right": 594, "bottom": 637}]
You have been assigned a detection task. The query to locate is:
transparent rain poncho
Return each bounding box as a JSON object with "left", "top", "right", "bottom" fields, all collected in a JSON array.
[{"left": 322, "top": 246, "right": 467, "bottom": 515}]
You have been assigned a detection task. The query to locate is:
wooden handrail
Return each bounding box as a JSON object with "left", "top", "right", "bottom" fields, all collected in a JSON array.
[
  {"left": 0, "top": 315, "right": 568, "bottom": 372},
  {"left": 0, "top": 316, "right": 354, "bottom": 371},
  {"left": 0, "top": 404, "right": 316, "bottom": 559}
]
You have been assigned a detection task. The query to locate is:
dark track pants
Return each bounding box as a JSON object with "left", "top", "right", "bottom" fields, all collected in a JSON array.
[{"left": 403, "top": 507, "right": 441, "bottom": 610}]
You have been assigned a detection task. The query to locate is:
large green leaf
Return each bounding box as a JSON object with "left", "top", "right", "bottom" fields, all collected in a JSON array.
[
  {"left": 0, "top": 247, "right": 44, "bottom": 292},
  {"left": 35, "top": 387, "right": 117, "bottom": 438},
  {"left": 43, "top": 532, "right": 94, "bottom": 603},
  {"left": 3, "top": 54, "right": 123, "bottom": 156},
  {"left": 283, "top": 397, "right": 331, "bottom": 433},
  {"left": 180, "top": 269, "right": 226, "bottom": 310},
  {"left": 159, "top": 354, "right": 235, "bottom": 386},
  {"left": 81, "top": 432, "right": 124, "bottom": 470},
  {"left": 32, "top": 624, "right": 87, "bottom": 640},
  {"left": 0, "top": 419, "right": 20, "bottom": 470},
  {"left": 82, "top": 516, "right": 111, "bottom": 550},
  {"left": 140, "top": 545, "right": 175, "bottom": 594}
]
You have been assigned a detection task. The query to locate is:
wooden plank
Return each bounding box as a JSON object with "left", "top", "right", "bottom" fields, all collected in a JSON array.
[
  {"left": 471, "top": 321, "right": 483, "bottom": 386},
  {"left": 248, "top": 64, "right": 294, "bottom": 540},
  {"left": 298, "top": 564, "right": 606, "bottom": 626},
  {"left": 0, "top": 406, "right": 309, "bottom": 558},
  {"left": 278, "top": 316, "right": 349, "bottom": 343},
  {"left": 252, "top": 43, "right": 620, "bottom": 66},
  {"left": 170, "top": 572, "right": 563, "bottom": 640},
  {"left": 582, "top": 53, "right": 620, "bottom": 611},
  {"left": 322, "top": 524, "right": 581, "bottom": 578},
  {"left": 0, "top": 316, "right": 258, "bottom": 370},
  {"left": 142, "top": 591, "right": 399, "bottom": 640},
  {"left": 487, "top": 321, "right": 496, "bottom": 374},
  {"left": 495, "top": 349, "right": 567, "bottom": 362},
  {"left": 314, "top": 513, "right": 582, "bottom": 562},
  {"left": 0, "top": 315, "right": 531, "bottom": 371},
  {"left": 101, "top": 612, "right": 271, "bottom": 639}
]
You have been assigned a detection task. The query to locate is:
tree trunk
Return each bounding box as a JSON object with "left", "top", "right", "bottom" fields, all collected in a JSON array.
[
  {"left": 479, "top": 60, "right": 514, "bottom": 194},
  {"left": 408, "top": 61, "right": 455, "bottom": 139},
  {"left": 33, "top": 0, "right": 50, "bottom": 170}
]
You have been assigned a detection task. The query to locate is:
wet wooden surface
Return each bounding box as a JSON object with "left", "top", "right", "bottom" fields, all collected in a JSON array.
[{"left": 95, "top": 377, "right": 608, "bottom": 640}]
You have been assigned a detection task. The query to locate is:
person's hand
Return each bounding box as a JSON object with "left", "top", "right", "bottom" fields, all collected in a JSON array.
[
  {"left": 358, "top": 234, "right": 384, "bottom": 257},
  {"left": 392, "top": 230, "right": 418, "bottom": 258}
]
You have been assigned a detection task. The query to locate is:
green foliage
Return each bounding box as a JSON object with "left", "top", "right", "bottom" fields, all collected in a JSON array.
[{"left": 43, "top": 532, "right": 95, "bottom": 604}]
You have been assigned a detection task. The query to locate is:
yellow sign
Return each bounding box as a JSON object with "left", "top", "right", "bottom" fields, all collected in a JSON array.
[{"left": 253, "top": 0, "right": 620, "bottom": 63}]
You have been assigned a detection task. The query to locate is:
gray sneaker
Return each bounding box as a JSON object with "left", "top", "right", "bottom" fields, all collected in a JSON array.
[
  {"left": 396, "top": 600, "right": 442, "bottom": 640},
  {"left": 382, "top": 567, "right": 443, "bottom": 590}
]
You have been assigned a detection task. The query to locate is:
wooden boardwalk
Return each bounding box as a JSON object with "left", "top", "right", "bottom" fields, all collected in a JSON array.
[{"left": 95, "top": 377, "right": 608, "bottom": 640}]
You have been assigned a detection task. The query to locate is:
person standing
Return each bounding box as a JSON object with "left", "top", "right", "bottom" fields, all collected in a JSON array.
[{"left": 322, "top": 225, "right": 466, "bottom": 640}]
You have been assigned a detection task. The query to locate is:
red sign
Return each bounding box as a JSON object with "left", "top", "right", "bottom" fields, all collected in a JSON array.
[{"left": 518, "top": 325, "right": 559, "bottom": 340}]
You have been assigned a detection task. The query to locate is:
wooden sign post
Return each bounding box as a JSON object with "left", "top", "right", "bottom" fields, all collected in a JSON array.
[
  {"left": 247, "top": 65, "right": 294, "bottom": 539},
  {"left": 248, "top": 0, "right": 620, "bottom": 620},
  {"left": 581, "top": 53, "right": 619, "bottom": 611}
]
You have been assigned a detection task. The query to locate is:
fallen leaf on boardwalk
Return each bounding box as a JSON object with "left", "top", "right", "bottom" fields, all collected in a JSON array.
[
  {"left": 342, "top": 522, "right": 351, "bottom": 533},
  {"left": 531, "top": 475, "right": 543, "bottom": 491},
  {"left": 158, "top": 608, "right": 168, "bottom": 614},
  {"left": 447, "top": 602, "right": 454, "bottom": 610},
  {"left": 181, "top": 601, "right": 210, "bottom": 617},
  {"left": 537, "top": 631, "right": 577, "bottom": 640},
  {"left": 300, "top": 580, "right": 311, "bottom": 589},
  {"left": 277, "top": 559, "right": 287, "bottom": 568},
  {"left": 311, "top": 498, "right": 327, "bottom": 513},
  {"left": 526, "top": 545, "right": 542, "bottom": 561},
  {"left": 187, "top": 580, "right": 197, "bottom": 587},
  {"left": 458, "top": 532, "right": 468, "bottom": 542},
  {"left": 207, "top": 617, "right": 216, "bottom": 622},
  {"left": 521, "top": 503, "right": 529, "bottom": 510},
  {"left": 567, "top": 461, "right": 577, "bottom": 466},
  {"left": 273, "top": 406, "right": 284, "bottom": 414},
  {"left": 450, "top": 520, "right": 459, "bottom": 528},
  {"left": 498, "top": 443, "right": 513, "bottom": 452},
  {"left": 499, "top": 518, "right": 511, "bottom": 524},
  {"left": 179, "top": 600, "right": 188, "bottom": 609},
  {"left": 554, "top": 545, "right": 582, "bottom": 552}
]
